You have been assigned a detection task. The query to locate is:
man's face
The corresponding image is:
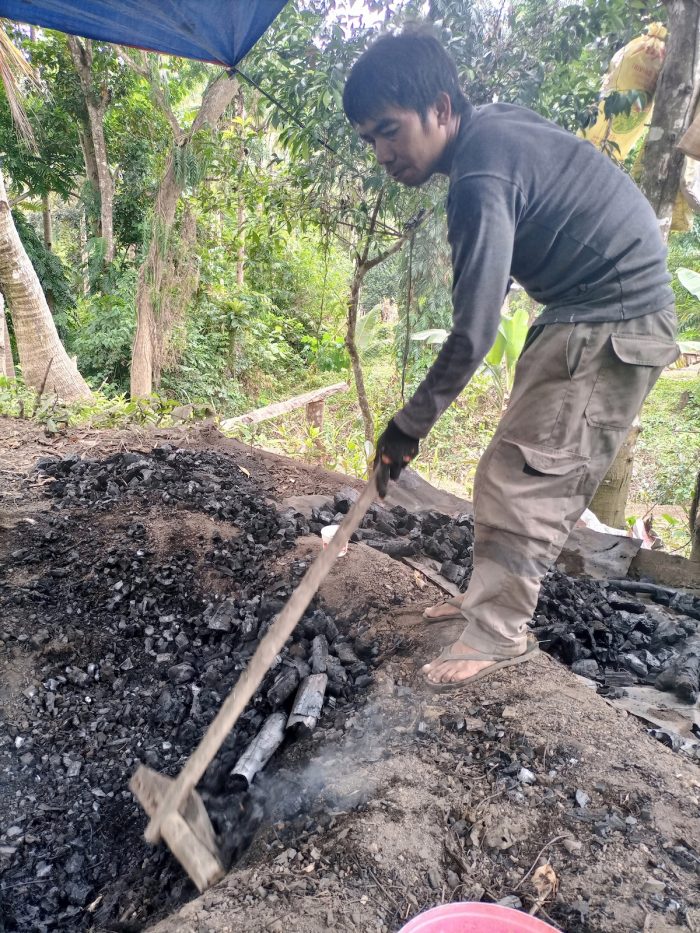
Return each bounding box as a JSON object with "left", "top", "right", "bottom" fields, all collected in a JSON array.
[{"left": 355, "top": 103, "right": 449, "bottom": 187}]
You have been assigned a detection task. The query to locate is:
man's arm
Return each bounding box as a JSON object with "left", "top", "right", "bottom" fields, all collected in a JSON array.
[{"left": 393, "top": 173, "right": 525, "bottom": 439}]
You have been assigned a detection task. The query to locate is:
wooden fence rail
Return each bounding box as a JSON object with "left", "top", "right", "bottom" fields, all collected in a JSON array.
[{"left": 220, "top": 382, "right": 349, "bottom": 431}]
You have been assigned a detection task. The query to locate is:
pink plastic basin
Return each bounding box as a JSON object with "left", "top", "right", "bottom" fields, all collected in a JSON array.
[{"left": 398, "top": 902, "right": 561, "bottom": 933}]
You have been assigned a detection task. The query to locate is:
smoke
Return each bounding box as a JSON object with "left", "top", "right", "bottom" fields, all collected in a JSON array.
[{"left": 207, "top": 692, "right": 415, "bottom": 867}]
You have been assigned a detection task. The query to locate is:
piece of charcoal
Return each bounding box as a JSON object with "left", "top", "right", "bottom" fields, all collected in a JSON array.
[
  {"left": 167, "top": 662, "right": 196, "bottom": 685},
  {"left": 621, "top": 653, "right": 648, "bottom": 679},
  {"left": 655, "top": 638, "right": 700, "bottom": 703},
  {"left": 311, "top": 634, "right": 329, "bottom": 673},
  {"left": 440, "top": 561, "right": 466, "bottom": 585},
  {"left": 267, "top": 666, "right": 301, "bottom": 707},
  {"left": 333, "top": 486, "right": 360, "bottom": 514},
  {"left": 653, "top": 618, "right": 686, "bottom": 645},
  {"left": 572, "top": 659, "right": 600, "bottom": 679},
  {"left": 334, "top": 642, "right": 359, "bottom": 666},
  {"left": 365, "top": 539, "right": 418, "bottom": 558},
  {"left": 287, "top": 674, "right": 328, "bottom": 730}
]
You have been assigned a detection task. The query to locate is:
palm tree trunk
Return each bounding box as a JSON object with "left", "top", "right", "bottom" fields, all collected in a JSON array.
[
  {"left": 0, "top": 168, "right": 91, "bottom": 400},
  {"left": 0, "top": 291, "right": 14, "bottom": 378}
]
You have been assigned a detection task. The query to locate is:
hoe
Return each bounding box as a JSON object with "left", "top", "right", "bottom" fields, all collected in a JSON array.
[{"left": 130, "top": 470, "right": 382, "bottom": 891}]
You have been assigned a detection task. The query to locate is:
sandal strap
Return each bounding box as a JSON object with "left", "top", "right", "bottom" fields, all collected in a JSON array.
[
  {"left": 436, "top": 646, "right": 500, "bottom": 663},
  {"left": 435, "top": 637, "right": 537, "bottom": 665}
]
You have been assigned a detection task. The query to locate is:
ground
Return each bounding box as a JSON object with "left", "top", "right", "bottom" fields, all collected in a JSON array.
[{"left": 0, "top": 417, "right": 699, "bottom": 933}]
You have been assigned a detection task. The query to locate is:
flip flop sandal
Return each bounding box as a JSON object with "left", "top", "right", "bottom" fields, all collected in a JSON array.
[
  {"left": 422, "top": 594, "right": 464, "bottom": 623},
  {"left": 423, "top": 636, "right": 540, "bottom": 692}
]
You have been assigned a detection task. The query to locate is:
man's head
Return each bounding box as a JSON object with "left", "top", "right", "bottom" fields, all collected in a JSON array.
[{"left": 343, "top": 30, "right": 468, "bottom": 187}]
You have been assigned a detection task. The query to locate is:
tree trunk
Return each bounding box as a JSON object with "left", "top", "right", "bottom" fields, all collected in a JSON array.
[
  {"left": 42, "top": 193, "right": 52, "bottom": 251},
  {"left": 690, "top": 469, "right": 700, "bottom": 563},
  {"left": 638, "top": 0, "right": 700, "bottom": 239},
  {"left": 589, "top": 419, "right": 641, "bottom": 527},
  {"left": 345, "top": 260, "right": 374, "bottom": 444},
  {"left": 131, "top": 73, "right": 238, "bottom": 397},
  {"left": 236, "top": 87, "right": 246, "bottom": 288},
  {"left": 78, "top": 125, "right": 100, "bottom": 240},
  {"left": 0, "top": 292, "right": 15, "bottom": 378},
  {"left": 68, "top": 36, "right": 114, "bottom": 263},
  {"left": 0, "top": 169, "right": 91, "bottom": 400}
]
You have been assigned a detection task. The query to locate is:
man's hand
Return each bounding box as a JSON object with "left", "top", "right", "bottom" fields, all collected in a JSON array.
[{"left": 373, "top": 418, "right": 419, "bottom": 497}]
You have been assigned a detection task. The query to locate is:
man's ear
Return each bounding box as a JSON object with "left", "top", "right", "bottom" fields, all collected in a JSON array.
[{"left": 434, "top": 91, "right": 452, "bottom": 127}]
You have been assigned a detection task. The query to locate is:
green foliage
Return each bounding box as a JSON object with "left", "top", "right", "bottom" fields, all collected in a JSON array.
[
  {"left": 12, "top": 209, "right": 76, "bottom": 335},
  {"left": 677, "top": 268, "right": 700, "bottom": 300},
  {"left": 0, "top": 375, "right": 179, "bottom": 430},
  {"left": 69, "top": 271, "right": 137, "bottom": 392},
  {"left": 355, "top": 304, "right": 392, "bottom": 358},
  {"left": 113, "top": 137, "right": 155, "bottom": 251},
  {"left": 667, "top": 222, "right": 700, "bottom": 337},
  {"left": 634, "top": 376, "right": 700, "bottom": 506},
  {"left": 483, "top": 304, "right": 530, "bottom": 404}
]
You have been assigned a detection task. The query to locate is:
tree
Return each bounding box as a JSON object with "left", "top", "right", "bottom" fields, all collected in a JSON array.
[
  {"left": 0, "top": 292, "right": 14, "bottom": 378},
  {"left": 0, "top": 25, "right": 91, "bottom": 400},
  {"left": 67, "top": 36, "right": 116, "bottom": 265},
  {"left": 691, "top": 469, "right": 700, "bottom": 562},
  {"left": 638, "top": 0, "right": 700, "bottom": 240},
  {"left": 248, "top": 2, "right": 436, "bottom": 442},
  {"left": 0, "top": 167, "right": 91, "bottom": 399},
  {"left": 127, "top": 59, "right": 239, "bottom": 396}
]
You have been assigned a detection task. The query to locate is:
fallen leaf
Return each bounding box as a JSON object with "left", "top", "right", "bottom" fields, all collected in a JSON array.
[{"left": 529, "top": 863, "right": 559, "bottom": 915}]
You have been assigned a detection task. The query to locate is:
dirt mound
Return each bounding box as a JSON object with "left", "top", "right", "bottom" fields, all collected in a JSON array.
[
  {"left": 1, "top": 421, "right": 699, "bottom": 933},
  {"left": 0, "top": 446, "right": 402, "bottom": 930}
]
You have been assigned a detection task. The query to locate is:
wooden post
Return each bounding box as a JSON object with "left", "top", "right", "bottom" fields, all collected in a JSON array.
[{"left": 306, "top": 398, "right": 325, "bottom": 430}]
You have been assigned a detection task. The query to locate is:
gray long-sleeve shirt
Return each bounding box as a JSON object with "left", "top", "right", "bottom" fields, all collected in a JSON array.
[{"left": 393, "top": 102, "right": 674, "bottom": 439}]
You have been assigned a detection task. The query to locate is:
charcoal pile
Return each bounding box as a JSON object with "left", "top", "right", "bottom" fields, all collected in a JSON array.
[
  {"left": 0, "top": 447, "right": 377, "bottom": 931},
  {"left": 310, "top": 489, "right": 475, "bottom": 587},
  {"left": 311, "top": 492, "right": 700, "bottom": 702}
]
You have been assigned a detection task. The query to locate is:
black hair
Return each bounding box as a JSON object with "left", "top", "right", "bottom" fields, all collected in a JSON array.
[{"left": 343, "top": 29, "right": 469, "bottom": 125}]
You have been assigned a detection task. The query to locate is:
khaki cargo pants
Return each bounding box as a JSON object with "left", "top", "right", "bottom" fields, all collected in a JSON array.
[{"left": 456, "top": 306, "right": 679, "bottom": 658}]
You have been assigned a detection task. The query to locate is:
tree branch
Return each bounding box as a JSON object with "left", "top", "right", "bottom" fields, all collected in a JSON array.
[
  {"left": 360, "top": 190, "right": 384, "bottom": 265},
  {"left": 119, "top": 48, "right": 184, "bottom": 140}
]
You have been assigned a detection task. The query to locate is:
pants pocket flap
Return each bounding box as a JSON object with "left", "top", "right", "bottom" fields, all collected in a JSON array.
[
  {"left": 509, "top": 440, "right": 588, "bottom": 475},
  {"left": 610, "top": 334, "right": 680, "bottom": 367}
]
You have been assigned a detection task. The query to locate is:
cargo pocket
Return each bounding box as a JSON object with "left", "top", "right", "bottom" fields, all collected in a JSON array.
[
  {"left": 476, "top": 438, "right": 589, "bottom": 542},
  {"left": 514, "top": 441, "right": 589, "bottom": 479},
  {"left": 585, "top": 334, "right": 680, "bottom": 430}
]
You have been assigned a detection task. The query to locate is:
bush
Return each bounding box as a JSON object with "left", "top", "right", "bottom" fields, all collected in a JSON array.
[{"left": 69, "top": 270, "right": 137, "bottom": 393}]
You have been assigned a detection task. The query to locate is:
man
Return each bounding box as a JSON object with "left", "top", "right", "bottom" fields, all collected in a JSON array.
[{"left": 343, "top": 30, "right": 679, "bottom": 690}]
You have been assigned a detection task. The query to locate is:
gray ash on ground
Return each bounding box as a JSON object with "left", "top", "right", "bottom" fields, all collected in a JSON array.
[
  {"left": 0, "top": 448, "right": 377, "bottom": 931},
  {"left": 311, "top": 492, "right": 700, "bottom": 702}
]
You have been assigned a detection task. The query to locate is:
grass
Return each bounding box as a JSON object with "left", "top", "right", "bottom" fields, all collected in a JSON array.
[{"left": 3, "top": 358, "right": 697, "bottom": 555}]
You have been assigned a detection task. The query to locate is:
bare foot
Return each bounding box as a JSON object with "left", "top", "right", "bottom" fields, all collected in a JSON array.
[
  {"left": 423, "top": 601, "right": 463, "bottom": 620},
  {"left": 422, "top": 639, "right": 494, "bottom": 685}
]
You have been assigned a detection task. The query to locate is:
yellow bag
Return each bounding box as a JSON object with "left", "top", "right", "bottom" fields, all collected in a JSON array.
[{"left": 582, "top": 23, "right": 667, "bottom": 160}]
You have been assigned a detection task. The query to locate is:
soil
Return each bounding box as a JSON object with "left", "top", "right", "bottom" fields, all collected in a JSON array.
[{"left": 1, "top": 417, "right": 699, "bottom": 933}]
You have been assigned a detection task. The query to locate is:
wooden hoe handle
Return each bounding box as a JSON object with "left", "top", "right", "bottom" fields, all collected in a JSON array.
[{"left": 143, "top": 469, "right": 382, "bottom": 844}]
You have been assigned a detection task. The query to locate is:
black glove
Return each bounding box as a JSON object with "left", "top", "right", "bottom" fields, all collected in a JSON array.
[{"left": 373, "top": 418, "right": 419, "bottom": 498}]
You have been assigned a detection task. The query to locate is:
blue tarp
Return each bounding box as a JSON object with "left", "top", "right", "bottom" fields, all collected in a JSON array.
[{"left": 0, "top": 0, "right": 287, "bottom": 67}]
